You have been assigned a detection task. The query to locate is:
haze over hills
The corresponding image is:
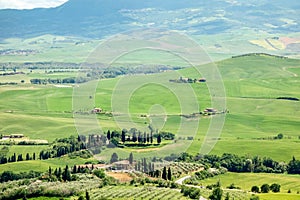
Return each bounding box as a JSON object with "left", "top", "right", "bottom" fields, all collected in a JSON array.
[{"left": 0, "top": 0, "right": 299, "bottom": 39}]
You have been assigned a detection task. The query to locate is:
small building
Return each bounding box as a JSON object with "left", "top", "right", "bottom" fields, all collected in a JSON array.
[
  {"left": 10, "top": 134, "right": 24, "bottom": 138},
  {"left": 204, "top": 108, "right": 217, "bottom": 114},
  {"left": 92, "top": 108, "right": 102, "bottom": 114},
  {"left": 2, "top": 135, "right": 10, "bottom": 140},
  {"left": 199, "top": 78, "right": 206, "bottom": 83},
  {"left": 113, "top": 160, "right": 135, "bottom": 170}
]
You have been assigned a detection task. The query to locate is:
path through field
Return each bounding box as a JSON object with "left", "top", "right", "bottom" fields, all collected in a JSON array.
[{"left": 175, "top": 175, "right": 207, "bottom": 200}]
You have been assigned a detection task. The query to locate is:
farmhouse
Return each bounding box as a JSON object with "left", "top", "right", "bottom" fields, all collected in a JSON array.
[
  {"left": 10, "top": 134, "right": 24, "bottom": 138},
  {"left": 1, "top": 134, "right": 24, "bottom": 139},
  {"left": 92, "top": 107, "right": 102, "bottom": 114},
  {"left": 113, "top": 160, "right": 135, "bottom": 170},
  {"left": 199, "top": 78, "right": 206, "bottom": 82},
  {"left": 204, "top": 108, "right": 217, "bottom": 114}
]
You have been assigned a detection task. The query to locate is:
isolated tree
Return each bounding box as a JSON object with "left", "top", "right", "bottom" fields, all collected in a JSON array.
[
  {"left": 261, "top": 184, "right": 270, "bottom": 193},
  {"left": 270, "top": 183, "right": 280, "bottom": 193},
  {"left": 157, "top": 134, "right": 162, "bottom": 144},
  {"left": 162, "top": 166, "right": 167, "bottom": 180},
  {"left": 129, "top": 152, "right": 133, "bottom": 165},
  {"left": 167, "top": 167, "right": 172, "bottom": 180},
  {"left": 277, "top": 133, "right": 283, "bottom": 139},
  {"left": 251, "top": 186, "right": 260, "bottom": 193},
  {"left": 110, "top": 152, "right": 118, "bottom": 163}
]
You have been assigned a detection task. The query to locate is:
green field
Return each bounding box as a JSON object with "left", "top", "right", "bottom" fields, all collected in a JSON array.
[
  {"left": 0, "top": 156, "right": 95, "bottom": 173},
  {"left": 89, "top": 185, "right": 189, "bottom": 200},
  {"left": 197, "top": 172, "right": 300, "bottom": 193},
  {"left": 0, "top": 54, "right": 300, "bottom": 170},
  {"left": 259, "top": 193, "right": 300, "bottom": 200}
]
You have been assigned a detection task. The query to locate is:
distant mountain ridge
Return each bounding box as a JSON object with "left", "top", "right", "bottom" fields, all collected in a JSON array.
[{"left": 0, "top": 0, "right": 299, "bottom": 39}]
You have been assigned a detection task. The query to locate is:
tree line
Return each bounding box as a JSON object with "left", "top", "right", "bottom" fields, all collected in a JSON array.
[
  {"left": 30, "top": 77, "right": 77, "bottom": 85},
  {"left": 176, "top": 152, "right": 300, "bottom": 174},
  {"left": 0, "top": 136, "right": 86, "bottom": 165}
]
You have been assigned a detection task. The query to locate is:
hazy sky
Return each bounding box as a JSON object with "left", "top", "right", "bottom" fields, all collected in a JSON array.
[{"left": 0, "top": 0, "right": 68, "bottom": 9}]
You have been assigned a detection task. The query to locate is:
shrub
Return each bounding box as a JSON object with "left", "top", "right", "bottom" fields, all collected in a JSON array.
[
  {"left": 251, "top": 186, "right": 260, "bottom": 193},
  {"left": 93, "top": 169, "right": 106, "bottom": 179},
  {"left": 270, "top": 183, "right": 280, "bottom": 193},
  {"left": 261, "top": 184, "right": 270, "bottom": 193}
]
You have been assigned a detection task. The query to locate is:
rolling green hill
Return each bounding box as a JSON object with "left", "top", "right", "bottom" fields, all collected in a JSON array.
[{"left": 0, "top": 54, "right": 299, "bottom": 165}]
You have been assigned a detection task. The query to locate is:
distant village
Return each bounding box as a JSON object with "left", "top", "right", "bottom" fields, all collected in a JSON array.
[{"left": 169, "top": 77, "right": 206, "bottom": 83}]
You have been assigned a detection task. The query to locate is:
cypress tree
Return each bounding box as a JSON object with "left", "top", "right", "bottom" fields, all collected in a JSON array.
[
  {"left": 129, "top": 152, "right": 133, "bottom": 165},
  {"left": 143, "top": 132, "right": 147, "bottom": 143},
  {"left": 162, "top": 166, "right": 167, "bottom": 180},
  {"left": 26, "top": 153, "right": 30, "bottom": 160},
  {"left": 121, "top": 130, "right": 126, "bottom": 143},
  {"left": 86, "top": 191, "right": 90, "bottom": 200},
  {"left": 107, "top": 130, "right": 111, "bottom": 140},
  {"left": 157, "top": 134, "right": 162, "bottom": 144},
  {"left": 49, "top": 166, "right": 52, "bottom": 176},
  {"left": 167, "top": 167, "right": 172, "bottom": 180},
  {"left": 73, "top": 165, "right": 77, "bottom": 174},
  {"left": 150, "top": 132, "right": 153, "bottom": 143},
  {"left": 132, "top": 132, "right": 137, "bottom": 142}
]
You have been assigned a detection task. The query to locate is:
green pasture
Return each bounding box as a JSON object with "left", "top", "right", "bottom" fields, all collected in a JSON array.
[
  {"left": 258, "top": 193, "right": 300, "bottom": 200},
  {"left": 0, "top": 156, "right": 96, "bottom": 173},
  {"left": 0, "top": 54, "right": 299, "bottom": 162},
  {"left": 197, "top": 172, "right": 300, "bottom": 193}
]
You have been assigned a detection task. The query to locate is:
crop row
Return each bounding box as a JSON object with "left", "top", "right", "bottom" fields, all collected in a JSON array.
[{"left": 90, "top": 186, "right": 188, "bottom": 200}]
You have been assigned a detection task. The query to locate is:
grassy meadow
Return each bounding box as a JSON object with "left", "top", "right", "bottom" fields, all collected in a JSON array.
[
  {"left": 197, "top": 172, "right": 300, "bottom": 194},
  {"left": 0, "top": 54, "right": 299, "bottom": 169}
]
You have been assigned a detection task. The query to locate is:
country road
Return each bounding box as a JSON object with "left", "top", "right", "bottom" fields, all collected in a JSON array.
[{"left": 175, "top": 175, "right": 207, "bottom": 200}]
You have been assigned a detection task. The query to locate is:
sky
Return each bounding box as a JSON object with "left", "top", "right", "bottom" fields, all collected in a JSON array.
[{"left": 0, "top": 0, "right": 68, "bottom": 9}]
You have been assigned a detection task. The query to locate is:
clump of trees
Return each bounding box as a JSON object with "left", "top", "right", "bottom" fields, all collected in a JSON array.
[
  {"left": 1, "top": 136, "right": 89, "bottom": 165},
  {"left": 39, "top": 136, "right": 87, "bottom": 160},
  {"left": 181, "top": 186, "right": 201, "bottom": 199},
  {"left": 175, "top": 152, "right": 300, "bottom": 175},
  {"left": 106, "top": 128, "right": 174, "bottom": 147},
  {"left": 256, "top": 183, "right": 280, "bottom": 193},
  {"left": 0, "top": 170, "right": 41, "bottom": 183}
]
